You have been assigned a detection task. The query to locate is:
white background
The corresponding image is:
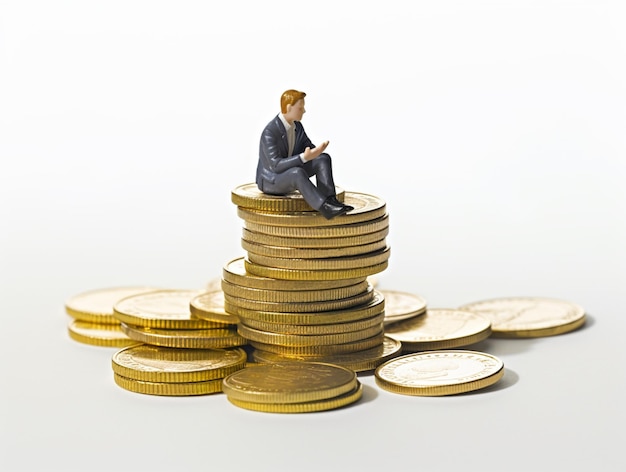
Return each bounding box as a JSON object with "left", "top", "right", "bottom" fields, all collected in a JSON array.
[{"left": 1, "top": 1, "right": 625, "bottom": 471}]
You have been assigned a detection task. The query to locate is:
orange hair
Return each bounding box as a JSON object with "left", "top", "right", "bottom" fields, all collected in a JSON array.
[{"left": 280, "top": 89, "right": 306, "bottom": 114}]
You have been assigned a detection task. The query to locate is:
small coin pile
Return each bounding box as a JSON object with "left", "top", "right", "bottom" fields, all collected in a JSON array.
[
  {"left": 64, "top": 286, "right": 159, "bottom": 348},
  {"left": 113, "top": 289, "right": 247, "bottom": 350},
  {"left": 226, "top": 184, "right": 394, "bottom": 374},
  {"left": 222, "top": 362, "right": 362, "bottom": 413},
  {"left": 112, "top": 344, "right": 247, "bottom": 396}
]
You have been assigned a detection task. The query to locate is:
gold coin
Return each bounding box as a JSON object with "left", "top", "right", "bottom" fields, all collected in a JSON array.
[
  {"left": 111, "top": 344, "right": 247, "bottom": 382},
  {"left": 247, "top": 246, "right": 390, "bottom": 271},
  {"left": 238, "top": 322, "right": 383, "bottom": 347},
  {"left": 379, "top": 289, "right": 428, "bottom": 325},
  {"left": 245, "top": 214, "right": 389, "bottom": 238},
  {"left": 113, "top": 373, "right": 223, "bottom": 396},
  {"left": 67, "top": 319, "right": 137, "bottom": 348},
  {"left": 222, "top": 362, "right": 357, "bottom": 403},
  {"left": 224, "top": 285, "right": 375, "bottom": 313},
  {"left": 237, "top": 192, "right": 386, "bottom": 227},
  {"left": 251, "top": 336, "right": 402, "bottom": 373},
  {"left": 249, "top": 332, "right": 385, "bottom": 356},
  {"left": 375, "top": 350, "right": 504, "bottom": 396},
  {"left": 242, "top": 237, "right": 388, "bottom": 259},
  {"left": 120, "top": 323, "right": 247, "bottom": 349},
  {"left": 221, "top": 278, "right": 369, "bottom": 303},
  {"left": 189, "top": 290, "right": 239, "bottom": 324},
  {"left": 113, "top": 289, "right": 227, "bottom": 329},
  {"left": 242, "top": 312, "right": 385, "bottom": 335},
  {"left": 227, "top": 382, "right": 363, "bottom": 413},
  {"left": 225, "top": 290, "right": 385, "bottom": 325},
  {"left": 244, "top": 258, "right": 388, "bottom": 281},
  {"left": 231, "top": 182, "right": 345, "bottom": 212},
  {"left": 223, "top": 257, "right": 364, "bottom": 290},
  {"left": 384, "top": 309, "right": 492, "bottom": 351},
  {"left": 242, "top": 226, "right": 389, "bottom": 248},
  {"left": 458, "top": 296, "right": 586, "bottom": 337},
  {"left": 65, "top": 286, "right": 160, "bottom": 324}
]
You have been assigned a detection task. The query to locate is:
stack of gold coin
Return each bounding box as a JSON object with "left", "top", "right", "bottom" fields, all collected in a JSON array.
[
  {"left": 64, "top": 286, "right": 159, "bottom": 348},
  {"left": 112, "top": 344, "right": 247, "bottom": 396},
  {"left": 113, "top": 289, "right": 248, "bottom": 349},
  {"left": 222, "top": 362, "right": 363, "bottom": 413},
  {"left": 227, "top": 185, "right": 393, "bottom": 368}
]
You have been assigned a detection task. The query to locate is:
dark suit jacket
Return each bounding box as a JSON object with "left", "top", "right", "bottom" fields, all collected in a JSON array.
[{"left": 256, "top": 114, "right": 314, "bottom": 190}]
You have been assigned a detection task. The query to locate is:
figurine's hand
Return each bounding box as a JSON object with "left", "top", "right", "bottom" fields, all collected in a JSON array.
[{"left": 302, "top": 141, "right": 329, "bottom": 162}]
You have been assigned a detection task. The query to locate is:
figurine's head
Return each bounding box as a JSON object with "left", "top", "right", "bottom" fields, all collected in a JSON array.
[{"left": 281, "top": 89, "right": 306, "bottom": 114}]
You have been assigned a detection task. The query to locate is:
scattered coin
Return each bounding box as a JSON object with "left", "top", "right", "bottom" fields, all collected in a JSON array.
[
  {"left": 380, "top": 289, "right": 427, "bottom": 326},
  {"left": 375, "top": 350, "right": 504, "bottom": 396},
  {"left": 459, "top": 296, "right": 586, "bottom": 337},
  {"left": 384, "top": 308, "right": 491, "bottom": 351}
]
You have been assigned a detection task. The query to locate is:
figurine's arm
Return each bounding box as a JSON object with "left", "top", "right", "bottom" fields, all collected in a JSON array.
[
  {"left": 259, "top": 127, "right": 304, "bottom": 173},
  {"left": 302, "top": 140, "right": 329, "bottom": 162}
]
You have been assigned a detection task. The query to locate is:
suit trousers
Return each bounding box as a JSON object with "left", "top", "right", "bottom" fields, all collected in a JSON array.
[{"left": 261, "top": 153, "right": 336, "bottom": 210}]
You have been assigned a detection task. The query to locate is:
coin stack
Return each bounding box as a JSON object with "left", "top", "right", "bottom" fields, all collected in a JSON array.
[
  {"left": 222, "top": 361, "right": 363, "bottom": 413},
  {"left": 110, "top": 289, "right": 248, "bottom": 395},
  {"left": 112, "top": 344, "right": 247, "bottom": 396},
  {"left": 64, "top": 286, "right": 159, "bottom": 348},
  {"left": 224, "top": 183, "right": 394, "bottom": 372}
]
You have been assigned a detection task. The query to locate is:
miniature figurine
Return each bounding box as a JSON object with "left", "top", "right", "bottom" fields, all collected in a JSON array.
[{"left": 256, "top": 89, "right": 354, "bottom": 219}]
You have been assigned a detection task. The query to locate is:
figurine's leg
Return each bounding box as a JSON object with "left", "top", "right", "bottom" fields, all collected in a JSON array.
[
  {"left": 307, "top": 153, "right": 336, "bottom": 198},
  {"left": 268, "top": 167, "right": 326, "bottom": 210}
]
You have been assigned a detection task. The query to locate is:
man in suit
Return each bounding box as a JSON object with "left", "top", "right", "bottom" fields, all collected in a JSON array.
[{"left": 256, "top": 89, "right": 354, "bottom": 219}]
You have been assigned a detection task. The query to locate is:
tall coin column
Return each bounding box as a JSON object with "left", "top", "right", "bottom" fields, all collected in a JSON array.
[{"left": 224, "top": 183, "right": 396, "bottom": 372}]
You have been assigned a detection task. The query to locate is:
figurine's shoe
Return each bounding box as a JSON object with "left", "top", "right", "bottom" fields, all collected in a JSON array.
[
  {"left": 318, "top": 198, "right": 350, "bottom": 220},
  {"left": 327, "top": 196, "right": 354, "bottom": 213}
]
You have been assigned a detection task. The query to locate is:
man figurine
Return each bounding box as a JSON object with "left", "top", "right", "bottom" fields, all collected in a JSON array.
[{"left": 256, "top": 89, "right": 354, "bottom": 219}]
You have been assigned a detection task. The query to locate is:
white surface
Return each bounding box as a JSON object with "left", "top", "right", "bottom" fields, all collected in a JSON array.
[{"left": 1, "top": 1, "right": 625, "bottom": 471}]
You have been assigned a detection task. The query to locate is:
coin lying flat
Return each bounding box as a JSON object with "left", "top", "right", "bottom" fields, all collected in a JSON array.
[
  {"left": 249, "top": 332, "right": 385, "bottom": 357},
  {"left": 251, "top": 336, "right": 402, "bottom": 373},
  {"left": 223, "top": 257, "right": 364, "bottom": 290},
  {"left": 189, "top": 290, "right": 239, "bottom": 324},
  {"left": 65, "top": 286, "right": 160, "bottom": 324},
  {"left": 244, "top": 214, "right": 389, "bottom": 239},
  {"left": 231, "top": 182, "right": 345, "bottom": 212},
  {"left": 113, "top": 289, "right": 227, "bottom": 329},
  {"left": 237, "top": 192, "right": 386, "bottom": 227},
  {"left": 242, "top": 312, "right": 385, "bottom": 335},
  {"left": 241, "top": 237, "right": 388, "bottom": 259},
  {"left": 224, "top": 285, "right": 375, "bottom": 313},
  {"left": 375, "top": 350, "right": 504, "bottom": 396},
  {"left": 221, "top": 278, "right": 370, "bottom": 304},
  {"left": 244, "top": 258, "right": 388, "bottom": 281},
  {"left": 120, "top": 323, "right": 247, "bottom": 349},
  {"left": 225, "top": 290, "right": 385, "bottom": 325},
  {"left": 380, "top": 290, "right": 428, "bottom": 326},
  {"left": 242, "top": 226, "right": 390, "bottom": 249},
  {"left": 67, "top": 320, "right": 137, "bottom": 348},
  {"left": 247, "top": 246, "right": 390, "bottom": 271},
  {"left": 111, "top": 344, "right": 247, "bottom": 383},
  {"left": 222, "top": 362, "right": 357, "bottom": 404},
  {"left": 458, "top": 297, "right": 586, "bottom": 338},
  {"left": 238, "top": 322, "right": 383, "bottom": 347},
  {"left": 114, "top": 374, "right": 224, "bottom": 396},
  {"left": 227, "top": 383, "right": 363, "bottom": 413},
  {"left": 384, "top": 309, "right": 492, "bottom": 352}
]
